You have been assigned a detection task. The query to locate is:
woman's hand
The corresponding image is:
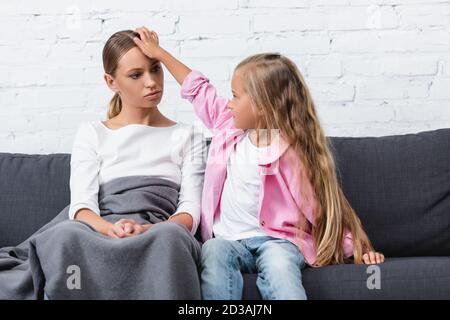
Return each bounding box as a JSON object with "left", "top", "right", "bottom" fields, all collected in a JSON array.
[
  {"left": 362, "top": 251, "right": 385, "bottom": 264},
  {"left": 133, "top": 27, "right": 163, "bottom": 60},
  {"left": 105, "top": 219, "right": 151, "bottom": 238}
]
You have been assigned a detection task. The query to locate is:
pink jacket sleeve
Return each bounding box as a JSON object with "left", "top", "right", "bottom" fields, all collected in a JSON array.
[
  {"left": 180, "top": 70, "right": 232, "bottom": 130},
  {"left": 343, "top": 230, "right": 354, "bottom": 258}
]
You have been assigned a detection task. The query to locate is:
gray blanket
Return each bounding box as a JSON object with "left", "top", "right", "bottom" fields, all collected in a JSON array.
[{"left": 0, "top": 176, "right": 202, "bottom": 300}]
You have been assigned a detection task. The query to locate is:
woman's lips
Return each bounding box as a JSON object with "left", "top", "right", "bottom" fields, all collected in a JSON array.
[{"left": 144, "top": 91, "right": 161, "bottom": 101}]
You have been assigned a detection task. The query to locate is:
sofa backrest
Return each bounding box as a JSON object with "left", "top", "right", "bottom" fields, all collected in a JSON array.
[
  {"left": 0, "top": 153, "right": 71, "bottom": 247},
  {"left": 1, "top": 128, "right": 449, "bottom": 257},
  {"left": 329, "top": 128, "right": 450, "bottom": 257}
]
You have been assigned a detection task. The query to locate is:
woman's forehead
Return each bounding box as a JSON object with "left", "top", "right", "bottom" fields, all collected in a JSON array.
[{"left": 117, "top": 47, "right": 159, "bottom": 72}]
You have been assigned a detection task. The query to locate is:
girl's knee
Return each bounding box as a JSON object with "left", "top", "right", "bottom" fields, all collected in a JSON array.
[{"left": 201, "top": 238, "right": 233, "bottom": 264}]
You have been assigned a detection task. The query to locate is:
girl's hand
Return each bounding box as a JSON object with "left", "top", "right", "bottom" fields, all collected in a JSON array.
[
  {"left": 362, "top": 251, "right": 385, "bottom": 264},
  {"left": 133, "top": 27, "right": 162, "bottom": 60}
]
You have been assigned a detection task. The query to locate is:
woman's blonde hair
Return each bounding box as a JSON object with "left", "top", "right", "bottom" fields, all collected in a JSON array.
[
  {"left": 235, "top": 53, "right": 374, "bottom": 267},
  {"left": 102, "top": 30, "right": 141, "bottom": 119}
]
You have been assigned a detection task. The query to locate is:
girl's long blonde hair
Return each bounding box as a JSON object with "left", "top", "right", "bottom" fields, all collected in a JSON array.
[
  {"left": 102, "top": 30, "right": 141, "bottom": 119},
  {"left": 236, "top": 53, "right": 374, "bottom": 267}
]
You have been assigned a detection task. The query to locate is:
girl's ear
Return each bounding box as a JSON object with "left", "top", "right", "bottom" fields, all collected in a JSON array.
[{"left": 104, "top": 73, "right": 118, "bottom": 93}]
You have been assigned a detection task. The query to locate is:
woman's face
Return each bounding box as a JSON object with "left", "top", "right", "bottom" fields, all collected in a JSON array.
[{"left": 105, "top": 46, "right": 164, "bottom": 109}]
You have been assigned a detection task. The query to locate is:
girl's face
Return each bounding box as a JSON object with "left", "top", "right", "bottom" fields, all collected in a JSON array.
[
  {"left": 104, "top": 46, "right": 164, "bottom": 109},
  {"left": 229, "top": 71, "right": 260, "bottom": 129}
]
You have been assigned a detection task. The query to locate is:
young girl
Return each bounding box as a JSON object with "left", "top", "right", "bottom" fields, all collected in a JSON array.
[{"left": 132, "top": 27, "right": 385, "bottom": 300}]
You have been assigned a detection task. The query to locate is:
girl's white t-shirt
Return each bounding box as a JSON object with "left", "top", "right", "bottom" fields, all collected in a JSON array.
[
  {"left": 213, "top": 131, "right": 269, "bottom": 240},
  {"left": 68, "top": 120, "right": 205, "bottom": 235}
]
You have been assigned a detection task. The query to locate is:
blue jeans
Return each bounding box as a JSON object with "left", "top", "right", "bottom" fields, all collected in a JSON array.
[{"left": 200, "top": 236, "right": 307, "bottom": 300}]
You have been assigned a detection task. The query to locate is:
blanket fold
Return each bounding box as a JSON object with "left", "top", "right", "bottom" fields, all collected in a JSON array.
[{"left": 0, "top": 176, "right": 202, "bottom": 300}]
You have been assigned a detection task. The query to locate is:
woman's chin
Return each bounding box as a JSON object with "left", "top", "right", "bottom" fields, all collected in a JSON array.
[{"left": 143, "top": 99, "right": 162, "bottom": 108}]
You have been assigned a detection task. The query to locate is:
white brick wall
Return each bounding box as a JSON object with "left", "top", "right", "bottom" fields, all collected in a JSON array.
[{"left": 1, "top": 0, "right": 450, "bottom": 154}]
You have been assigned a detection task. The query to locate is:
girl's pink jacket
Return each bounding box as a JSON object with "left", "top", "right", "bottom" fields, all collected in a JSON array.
[{"left": 181, "top": 70, "right": 354, "bottom": 266}]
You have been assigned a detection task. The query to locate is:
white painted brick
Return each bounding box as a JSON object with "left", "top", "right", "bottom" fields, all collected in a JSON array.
[
  {"left": 165, "top": 58, "right": 230, "bottom": 82},
  {"left": 179, "top": 14, "right": 250, "bottom": 35},
  {"left": 0, "top": 116, "right": 29, "bottom": 133},
  {"left": 394, "top": 103, "right": 450, "bottom": 122},
  {"left": 176, "top": 110, "right": 201, "bottom": 124},
  {"left": 85, "top": 86, "right": 114, "bottom": 109},
  {"left": 317, "top": 105, "right": 395, "bottom": 125},
  {"left": 328, "top": 7, "right": 378, "bottom": 31},
  {"left": 16, "top": 87, "right": 87, "bottom": 109},
  {"left": 309, "top": 81, "right": 355, "bottom": 102},
  {"left": 429, "top": 79, "right": 450, "bottom": 99},
  {"left": 333, "top": 30, "right": 450, "bottom": 53},
  {"left": 240, "top": 0, "right": 309, "bottom": 8},
  {"left": 0, "top": 90, "right": 16, "bottom": 107},
  {"left": 24, "top": 114, "right": 60, "bottom": 132},
  {"left": 57, "top": 112, "right": 105, "bottom": 130},
  {"left": 381, "top": 30, "right": 450, "bottom": 52},
  {"left": 10, "top": 1, "right": 94, "bottom": 15},
  {"left": 442, "top": 60, "right": 450, "bottom": 76},
  {"left": 0, "top": 67, "right": 11, "bottom": 87},
  {"left": 1, "top": 2, "right": 450, "bottom": 153},
  {"left": 371, "top": 5, "right": 399, "bottom": 29},
  {"left": 158, "top": 82, "right": 187, "bottom": 105},
  {"left": 92, "top": 0, "right": 166, "bottom": 12},
  {"left": 102, "top": 13, "right": 177, "bottom": 37},
  {"left": 181, "top": 38, "right": 248, "bottom": 57},
  {"left": 332, "top": 32, "right": 383, "bottom": 53},
  {"left": 0, "top": 43, "right": 51, "bottom": 66},
  {"left": 306, "top": 57, "right": 342, "bottom": 77},
  {"left": 248, "top": 35, "right": 330, "bottom": 55},
  {"left": 44, "top": 66, "right": 85, "bottom": 86},
  {"left": 397, "top": 4, "right": 450, "bottom": 30},
  {"left": 167, "top": 0, "right": 238, "bottom": 11},
  {"left": 380, "top": 57, "right": 438, "bottom": 76},
  {"left": 357, "top": 79, "right": 430, "bottom": 100},
  {"left": 253, "top": 10, "right": 326, "bottom": 32},
  {"left": 83, "top": 67, "right": 105, "bottom": 85},
  {"left": 45, "top": 42, "right": 90, "bottom": 65},
  {"left": 8, "top": 67, "right": 48, "bottom": 87},
  {"left": 342, "top": 57, "right": 381, "bottom": 76}
]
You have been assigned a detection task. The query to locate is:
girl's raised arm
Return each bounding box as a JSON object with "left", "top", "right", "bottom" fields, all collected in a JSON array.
[
  {"left": 134, "top": 27, "right": 233, "bottom": 130},
  {"left": 133, "top": 27, "right": 191, "bottom": 86}
]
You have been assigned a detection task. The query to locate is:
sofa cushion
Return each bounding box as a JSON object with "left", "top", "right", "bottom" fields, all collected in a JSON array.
[
  {"left": 243, "top": 256, "right": 450, "bottom": 299},
  {"left": 1, "top": 128, "right": 449, "bottom": 255},
  {"left": 329, "top": 128, "right": 450, "bottom": 257},
  {"left": 0, "top": 153, "right": 71, "bottom": 248}
]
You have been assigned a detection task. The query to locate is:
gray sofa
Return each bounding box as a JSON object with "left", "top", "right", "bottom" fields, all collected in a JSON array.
[{"left": 1, "top": 128, "right": 450, "bottom": 299}]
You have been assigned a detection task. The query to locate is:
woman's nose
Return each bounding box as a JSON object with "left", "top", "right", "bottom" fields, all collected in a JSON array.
[{"left": 144, "top": 72, "right": 156, "bottom": 88}]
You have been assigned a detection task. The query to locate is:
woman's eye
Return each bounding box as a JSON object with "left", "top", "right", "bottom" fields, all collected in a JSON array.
[
  {"left": 130, "top": 73, "right": 141, "bottom": 79},
  {"left": 151, "top": 66, "right": 161, "bottom": 73}
]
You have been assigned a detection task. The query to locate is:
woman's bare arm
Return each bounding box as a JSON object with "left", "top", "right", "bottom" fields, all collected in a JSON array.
[{"left": 74, "top": 209, "right": 125, "bottom": 238}]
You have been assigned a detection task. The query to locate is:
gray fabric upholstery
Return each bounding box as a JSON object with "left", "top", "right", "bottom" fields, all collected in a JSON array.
[
  {"left": 0, "top": 153, "right": 70, "bottom": 248},
  {"left": 1, "top": 128, "right": 449, "bottom": 299},
  {"left": 244, "top": 256, "right": 450, "bottom": 299},
  {"left": 329, "top": 128, "right": 450, "bottom": 257}
]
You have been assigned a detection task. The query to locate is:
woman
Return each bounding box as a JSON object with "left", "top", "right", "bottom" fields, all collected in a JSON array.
[{"left": 55, "top": 29, "right": 205, "bottom": 299}]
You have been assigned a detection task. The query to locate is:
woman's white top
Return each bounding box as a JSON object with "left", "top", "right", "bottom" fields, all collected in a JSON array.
[{"left": 68, "top": 120, "right": 205, "bottom": 235}]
